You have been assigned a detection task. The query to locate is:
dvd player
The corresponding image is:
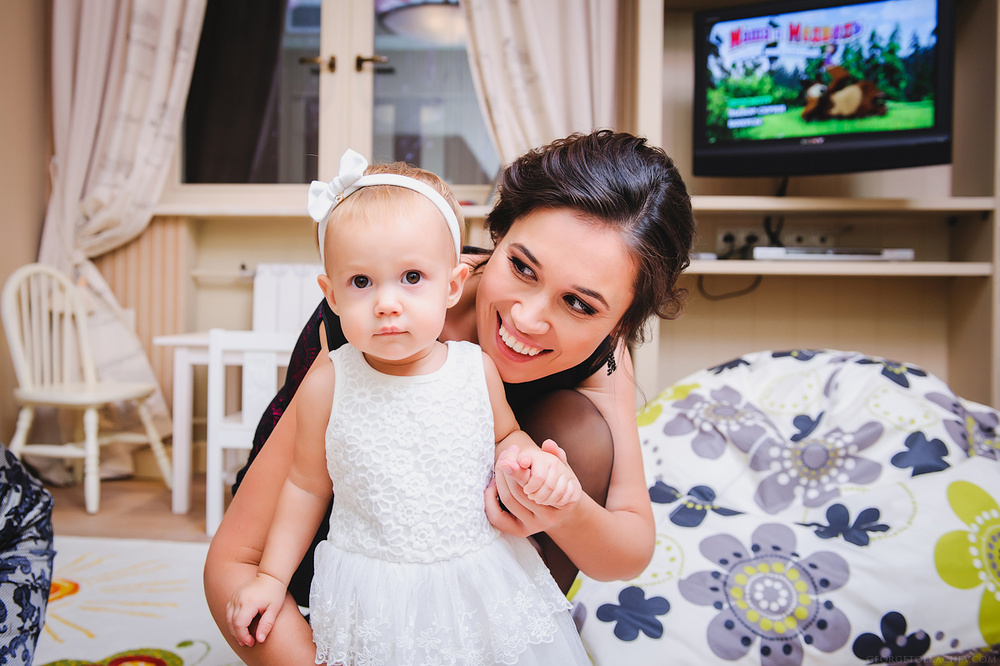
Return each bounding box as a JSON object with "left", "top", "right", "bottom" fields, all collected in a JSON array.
[{"left": 752, "top": 246, "right": 915, "bottom": 261}]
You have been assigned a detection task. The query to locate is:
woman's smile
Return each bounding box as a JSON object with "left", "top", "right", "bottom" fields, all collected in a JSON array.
[{"left": 497, "top": 315, "right": 547, "bottom": 358}]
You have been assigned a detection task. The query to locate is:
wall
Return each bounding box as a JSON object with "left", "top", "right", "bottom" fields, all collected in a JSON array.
[{"left": 0, "top": 0, "right": 49, "bottom": 443}]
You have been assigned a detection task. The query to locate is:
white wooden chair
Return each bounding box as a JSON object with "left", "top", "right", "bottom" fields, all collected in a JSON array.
[
  {"left": 205, "top": 327, "right": 296, "bottom": 536},
  {"left": 252, "top": 263, "right": 324, "bottom": 333},
  {"left": 1, "top": 263, "right": 172, "bottom": 513}
]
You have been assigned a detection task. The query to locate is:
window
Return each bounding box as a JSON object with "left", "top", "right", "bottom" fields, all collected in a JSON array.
[{"left": 181, "top": 0, "right": 498, "bottom": 192}]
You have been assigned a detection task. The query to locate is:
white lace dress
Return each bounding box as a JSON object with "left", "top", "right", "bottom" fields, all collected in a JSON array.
[{"left": 309, "top": 341, "right": 590, "bottom": 666}]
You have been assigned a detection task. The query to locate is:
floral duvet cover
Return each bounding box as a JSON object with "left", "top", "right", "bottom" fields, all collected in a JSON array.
[{"left": 571, "top": 350, "right": 1000, "bottom": 665}]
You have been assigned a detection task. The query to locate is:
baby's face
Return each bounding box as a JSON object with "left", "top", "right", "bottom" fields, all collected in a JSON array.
[{"left": 320, "top": 198, "right": 463, "bottom": 371}]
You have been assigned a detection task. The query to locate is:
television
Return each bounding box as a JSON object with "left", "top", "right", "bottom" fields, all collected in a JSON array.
[{"left": 692, "top": 0, "right": 955, "bottom": 177}]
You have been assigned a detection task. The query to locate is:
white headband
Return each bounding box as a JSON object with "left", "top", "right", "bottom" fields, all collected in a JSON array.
[{"left": 307, "top": 149, "right": 462, "bottom": 264}]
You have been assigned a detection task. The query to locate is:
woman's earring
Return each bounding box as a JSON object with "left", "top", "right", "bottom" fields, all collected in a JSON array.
[{"left": 606, "top": 349, "right": 617, "bottom": 375}]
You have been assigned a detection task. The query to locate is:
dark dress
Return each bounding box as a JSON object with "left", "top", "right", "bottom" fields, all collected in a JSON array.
[
  {"left": 0, "top": 444, "right": 55, "bottom": 664},
  {"left": 233, "top": 299, "right": 612, "bottom": 607}
]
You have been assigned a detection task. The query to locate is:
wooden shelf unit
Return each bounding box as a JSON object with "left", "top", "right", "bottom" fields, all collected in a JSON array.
[{"left": 689, "top": 260, "right": 993, "bottom": 278}]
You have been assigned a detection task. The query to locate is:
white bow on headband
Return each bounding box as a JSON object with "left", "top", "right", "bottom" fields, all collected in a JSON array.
[
  {"left": 308, "top": 149, "right": 462, "bottom": 265},
  {"left": 307, "top": 149, "right": 367, "bottom": 224}
]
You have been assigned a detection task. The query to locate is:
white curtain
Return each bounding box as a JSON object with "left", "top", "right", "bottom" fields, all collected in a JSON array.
[
  {"left": 460, "top": 0, "right": 620, "bottom": 164},
  {"left": 37, "top": 0, "right": 205, "bottom": 471}
]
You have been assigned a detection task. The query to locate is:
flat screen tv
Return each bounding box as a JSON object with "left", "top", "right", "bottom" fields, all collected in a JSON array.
[{"left": 692, "top": 0, "right": 955, "bottom": 177}]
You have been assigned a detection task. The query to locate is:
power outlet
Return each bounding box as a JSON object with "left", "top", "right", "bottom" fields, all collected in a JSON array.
[
  {"left": 783, "top": 230, "right": 836, "bottom": 247},
  {"left": 715, "top": 229, "right": 762, "bottom": 257}
]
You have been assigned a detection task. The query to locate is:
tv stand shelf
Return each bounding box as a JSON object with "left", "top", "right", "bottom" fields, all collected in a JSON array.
[
  {"left": 628, "top": 0, "right": 999, "bottom": 409},
  {"left": 691, "top": 196, "right": 997, "bottom": 215},
  {"left": 690, "top": 259, "right": 993, "bottom": 277}
]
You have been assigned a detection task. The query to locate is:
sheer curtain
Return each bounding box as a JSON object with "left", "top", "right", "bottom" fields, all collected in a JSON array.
[
  {"left": 460, "top": 0, "right": 620, "bottom": 164},
  {"left": 182, "top": 0, "right": 289, "bottom": 183},
  {"left": 37, "top": 0, "right": 205, "bottom": 476}
]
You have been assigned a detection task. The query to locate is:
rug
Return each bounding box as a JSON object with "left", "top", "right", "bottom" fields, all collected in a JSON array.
[{"left": 34, "top": 535, "right": 242, "bottom": 666}]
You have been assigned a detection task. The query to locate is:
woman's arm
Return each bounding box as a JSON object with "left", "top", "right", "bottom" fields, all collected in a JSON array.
[
  {"left": 227, "top": 363, "right": 335, "bottom": 646},
  {"left": 203, "top": 349, "right": 330, "bottom": 664},
  {"left": 549, "top": 344, "right": 654, "bottom": 580},
  {"left": 487, "top": 344, "right": 654, "bottom": 582}
]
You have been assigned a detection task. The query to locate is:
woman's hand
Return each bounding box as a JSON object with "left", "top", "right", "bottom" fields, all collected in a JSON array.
[{"left": 485, "top": 439, "right": 578, "bottom": 536}]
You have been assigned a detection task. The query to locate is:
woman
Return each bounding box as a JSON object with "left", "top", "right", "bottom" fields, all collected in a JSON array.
[{"left": 204, "top": 129, "right": 695, "bottom": 663}]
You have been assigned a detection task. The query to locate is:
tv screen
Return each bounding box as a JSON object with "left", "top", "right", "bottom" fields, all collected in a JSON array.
[{"left": 692, "top": 0, "right": 954, "bottom": 177}]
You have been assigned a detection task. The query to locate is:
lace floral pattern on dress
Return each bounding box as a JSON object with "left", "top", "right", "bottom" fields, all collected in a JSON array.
[{"left": 325, "top": 342, "right": 496, "bottom": 563}]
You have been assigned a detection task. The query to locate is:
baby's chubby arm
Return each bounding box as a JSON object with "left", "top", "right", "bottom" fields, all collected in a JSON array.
[
  {"left": 226, "top": 361, "right": 335, "bottom": 647},
  {"left": 482, "top": 352, "right": 581, "bottom": 509}
]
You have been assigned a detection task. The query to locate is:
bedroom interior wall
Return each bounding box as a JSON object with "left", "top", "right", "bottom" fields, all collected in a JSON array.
[
  {"left": 0, "top": 0, "right": 50, "bottom": 445},
  {"left": 34, "top": 1, "right": 992, "bottom": 420}
]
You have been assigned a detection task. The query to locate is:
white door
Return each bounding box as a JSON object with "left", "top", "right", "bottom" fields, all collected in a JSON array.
[{"left": 180, "top": 0, "right": 497, "bottom": 197}]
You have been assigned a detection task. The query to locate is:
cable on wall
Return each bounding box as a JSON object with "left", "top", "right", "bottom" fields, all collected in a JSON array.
[{"left": 696, "top": 274, "right": 764, "bottom": 301}]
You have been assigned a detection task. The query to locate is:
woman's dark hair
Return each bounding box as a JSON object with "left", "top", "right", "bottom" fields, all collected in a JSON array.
[{"left": 486, "top": 129, "right": 695, "bottom": 349}]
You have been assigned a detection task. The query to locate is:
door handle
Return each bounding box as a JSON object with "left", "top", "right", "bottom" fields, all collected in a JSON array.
[
  {"left": 355, "top": 54, "right": 389, "bottom": 72},
  {"left": 298, "top": 55, "right": 336, "bottom": 73}
]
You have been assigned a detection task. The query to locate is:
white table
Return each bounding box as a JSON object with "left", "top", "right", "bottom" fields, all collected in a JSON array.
[{"left": 153, "top": 331, "right": 296, "bottom": 514}]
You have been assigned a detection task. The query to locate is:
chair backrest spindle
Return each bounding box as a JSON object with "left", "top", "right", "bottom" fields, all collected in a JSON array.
[
  {"left": 30, "top": 277, "right": 43, "bottom": 385},
  {"left": 14, "top": 281, "right": 30, "bottom": 389},
  {"left": 41, "top": 273, "right": 53, "bottom": 386}
]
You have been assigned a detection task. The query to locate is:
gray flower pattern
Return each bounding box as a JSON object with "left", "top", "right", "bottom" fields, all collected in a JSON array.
[
  {"left": 925, "top": 391, "right": 1000, "bottom": 461},
  {"left": 679, "top": 523, "right": 850, "bottom": 666},
  {"left": 664, "top": 386, "right": 781, "bottom": 460},
  {"left": 748, "top": 421, "right": 884, "bottom": 513}
]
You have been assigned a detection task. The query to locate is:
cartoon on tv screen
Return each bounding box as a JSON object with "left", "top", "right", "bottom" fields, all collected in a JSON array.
[{"left": 703, "top": 0, "right": 940, "bottom": 144}]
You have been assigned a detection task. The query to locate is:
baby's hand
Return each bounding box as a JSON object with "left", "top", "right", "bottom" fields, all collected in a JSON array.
[
  {"left": 497, "top": 439, "right": 582, "bottom": 508},
  {"left": 496, "top": 444, "right": 531, "bottom": 487},
  {"left": 226, "top": 572, "right": 287, "bottom": 647}
]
